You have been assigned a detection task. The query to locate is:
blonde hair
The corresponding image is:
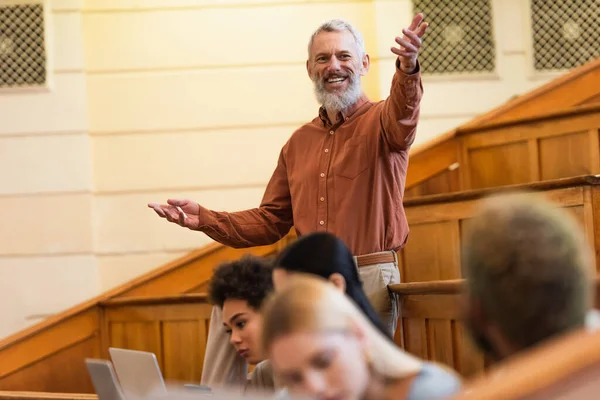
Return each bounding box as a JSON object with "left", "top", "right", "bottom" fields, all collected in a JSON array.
[{"left": 261, "top": 274, "right": 422, "bottom": 377}]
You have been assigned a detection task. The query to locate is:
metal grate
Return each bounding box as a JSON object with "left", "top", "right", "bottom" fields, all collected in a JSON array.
[
  {"left": 412, "top": 0, "right": 496, "bottom": 75},
  {"left": 0, "top": 3, "right": 47, "bottom": 88},
  {"left": 531, "top": 0, "right": 599, "bottom": 72}
]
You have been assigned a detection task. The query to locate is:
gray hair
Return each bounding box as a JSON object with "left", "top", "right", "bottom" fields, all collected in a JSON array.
[
  {"left": 307, "top": 19, "right": 366, "bottom": 60},
  {"left": 462, "top": 192, "right": 593, "bottom": 350}
]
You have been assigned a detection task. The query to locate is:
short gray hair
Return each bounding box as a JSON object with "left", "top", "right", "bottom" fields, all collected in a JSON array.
[
  {"left": 307, "top": 19, "right": 365, "bottom": 60},
  {"left": 463, "top": 192, "right": 593, "bottom": 350}
]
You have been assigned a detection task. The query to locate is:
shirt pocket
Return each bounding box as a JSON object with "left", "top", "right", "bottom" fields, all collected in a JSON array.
[{"left": 334, "top": 139, "right": 370, "bottom": 180}]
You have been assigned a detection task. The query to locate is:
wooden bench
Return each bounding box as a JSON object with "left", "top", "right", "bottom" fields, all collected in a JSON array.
[
  {"left": 390, "top": 277, "right": 600, "bottom": 378},
  {"left": 451, "top": 327, "right": 600, "bottom": 399},
  {"left": 406, "top": 103, "right": 600, "bottom": 197}
]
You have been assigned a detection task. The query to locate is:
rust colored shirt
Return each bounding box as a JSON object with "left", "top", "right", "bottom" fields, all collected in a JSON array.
[{"left": 198, "top": 61, "right": 423, "bottom": 255}]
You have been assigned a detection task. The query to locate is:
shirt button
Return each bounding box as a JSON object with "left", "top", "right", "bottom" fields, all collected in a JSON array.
[
  {"left": 329, "top": 130, "right": 334, "bottom": 135},
  {"left": 324, "top": 149, "right": 329, "bottom": 153},
  {"left": 320, "top": 173, "right": 325, "bottom": 178},
  {"left": 319, "top": 220, "right": 325, "bottom": 225},
  {"left": 320, "top": 197, "right": 325, "bottom": 201}
]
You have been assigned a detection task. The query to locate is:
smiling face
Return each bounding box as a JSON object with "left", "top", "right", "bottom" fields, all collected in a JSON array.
[
  {"left": 307, "top": 30, "right": 369, "bottom": 112},
  {"left": 269, "top": 330, "right": 371, "bottom": 400},
  {"left": 222, "top": 298, "right": 264, "bottom": 365}
]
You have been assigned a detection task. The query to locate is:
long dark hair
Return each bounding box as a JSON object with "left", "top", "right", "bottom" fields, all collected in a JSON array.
[{"left": 273, "top": 232, "right": 392, "bottom": 339}]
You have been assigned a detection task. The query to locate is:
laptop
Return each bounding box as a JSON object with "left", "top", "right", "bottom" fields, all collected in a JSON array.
[
  {"left": 109, "top": 347, "right": 168, "bottom": 400},
  {"left": 147, "top": 386, "right": 307, "bottom": 399},
  {"left": 85, "top": 359, "right": 127, "bottom": 400}
]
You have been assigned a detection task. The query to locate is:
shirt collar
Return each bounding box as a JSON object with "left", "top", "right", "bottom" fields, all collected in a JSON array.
[{"left": 318, "top": 93, "right": 370, "bottom": 127}]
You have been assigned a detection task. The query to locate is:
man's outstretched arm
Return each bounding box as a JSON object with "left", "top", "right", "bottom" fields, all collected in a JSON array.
[
  {"left": 380, "top": 13, "right": 428, "bottom": 152},
  {"left": 149, "top": 146, "right": 293, "bottom": 248}
]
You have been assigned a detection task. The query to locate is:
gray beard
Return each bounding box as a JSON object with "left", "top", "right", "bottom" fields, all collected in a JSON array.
[{"left": 312, "top": 74, "right": 363, "bottom": 113}]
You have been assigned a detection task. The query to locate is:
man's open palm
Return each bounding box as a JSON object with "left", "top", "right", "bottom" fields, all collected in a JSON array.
[
  {"left": 391, "top": 13, "right": 429, "bottom": 74},
  {"left": 148, "top": 199, "right": 201, "bottom": 230}
]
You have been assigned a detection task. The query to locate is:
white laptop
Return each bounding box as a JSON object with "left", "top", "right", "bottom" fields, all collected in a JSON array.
[
  {"left": 148, "top": 385, "right": 307, "bottom": 399},
  {"left": 85, "top": 359, "right": 127, "bottom": 400},
  {"left": 109, "top": 347, "right": 168, "bottom": 400}
]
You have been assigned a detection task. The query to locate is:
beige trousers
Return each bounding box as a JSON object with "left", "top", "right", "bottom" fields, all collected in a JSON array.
[
  {"left": 200, "top": 253, "right": 401, "bottom": 386},
  {"left": 354, "top": 254, "right": 401, "bottom": 336}
]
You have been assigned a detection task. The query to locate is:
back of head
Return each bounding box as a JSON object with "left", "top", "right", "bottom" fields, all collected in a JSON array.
[
  {"left": 274, "top": 233, "right": 390, "bottom": 337},
  {"left": 208, "top": 255, "right": 274, "bottom": 309},
  {"left": 463, "top": 192, "right": 594, "bottom": 350},
  {"left": 261, "top": 274, "right": 422, "bottom": 377}
]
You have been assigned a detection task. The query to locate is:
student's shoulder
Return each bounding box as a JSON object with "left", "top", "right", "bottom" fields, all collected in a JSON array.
[
  {"left": 247, "top": 360, "right": 275, "bottom": 390},
  {"left": 407, "top": 362, "right": 462, "bottom": 400}
]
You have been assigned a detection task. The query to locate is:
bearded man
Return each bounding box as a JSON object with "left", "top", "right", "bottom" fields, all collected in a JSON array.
[{"left": 149, "top": 15, "right": 429, "bottom": 386}]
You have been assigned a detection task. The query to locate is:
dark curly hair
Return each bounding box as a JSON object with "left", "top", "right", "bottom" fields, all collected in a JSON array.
[{"left": 208, "top": 255, "right": 275, "bottom": 310}]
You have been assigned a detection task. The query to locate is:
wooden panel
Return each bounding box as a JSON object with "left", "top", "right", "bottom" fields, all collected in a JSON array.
[
  {"left": 104, "top": 301, "right": 213, "bottom": 384},
  {"left": 468, "top": 141, "right": 531, "bottom": 189},
  {"left": 0, "top": 337, "right": 99, "bottom": 393},
  {"left": 591, "top": 187, "right": 600, "bottom": 273},
  {"left": 402, "top": 221, "right": 461, "bottom": 282},
  {"left": 108, "top": 321, "right": 161, "bottom": 355},
  {"left": 162, "top": 320, "right": 206, "bottom": 382},
  {"left": 589, "top": 129, "right": 600, "bottom": 173},
  {"left": 105, "top": 303, "right": 212, "bottom": 322},
  {"left": 402, "top": 319, "right": 428, "bottom": 360},
  {"left": 406, "top": 184, "right": 586, "bottom": 225},
  {"left": 539, "top": 131, "right": 592, "bottom": 180},
  {"left": 564, "top": 205, "right": 586, "bottom": 229},
  {"left": 463, "top": 109, "right": 600, "bottom": 149},
  {"left": 404, "top": 167, "right": 460, "bottom": 198},
  {"left": 427, "top": 319, "right": 455, "bottom": 369},
  {"left": 0, "top": 309, "right": 100, "bottom": 379},
  {"left": 401, "top": 294, "right": 463, "bottom": 320},
  {"left": 528, "top": 139, "right": 541, "bottom": 181},
  {"left": 453, "top": 322, "right": 486, "bottom": 377},
  {"left": 405, "top": 139, "right": 459, "bottom": 188}
]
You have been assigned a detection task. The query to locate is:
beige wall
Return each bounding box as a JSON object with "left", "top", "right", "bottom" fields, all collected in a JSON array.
[
  {"left": 0, "top": 0, "right": 559, "bottom": 338},
  {"left": 85, "top": 0, "right": 381, "bottom": 294},
  {"left": 0, "top": 0, "right": 97, "bottom": 338}
]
